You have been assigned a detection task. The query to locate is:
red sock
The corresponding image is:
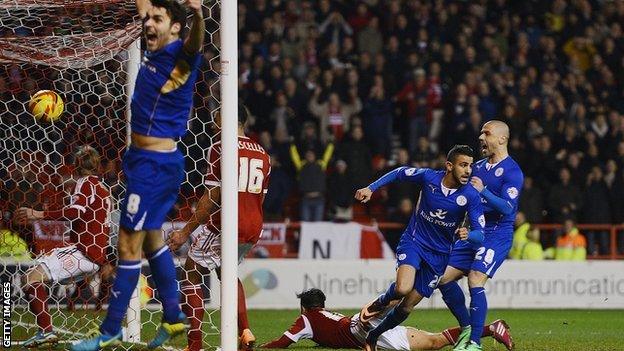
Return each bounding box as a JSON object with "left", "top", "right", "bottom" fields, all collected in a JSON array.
[
  {"left": 442, "top": 326, "right": 460, "bottom": 344},
  {"left": 442, "top": 325, "right": 493, "bottom": 345},
  {"left": 481, "top": 324, "right": 493, "bottom": 337},
  {"left": 237, "top": 279, "right": 250, "bottom": 334},
  {"left": 181, "top": 284, "right": 204, "bottom": 351},
  {"left": 26, "top": 283, "right": 52, "bottom": 332}
]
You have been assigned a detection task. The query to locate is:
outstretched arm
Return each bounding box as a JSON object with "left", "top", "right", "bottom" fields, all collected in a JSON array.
[
  {"left": 260, "top": 335, "right": 295, "bottom": 349},
  {"left": 183, "top": 0, "right": 205, "bottom": 53},
  {"left": 167, "top": 186, "right": 220, "bottom": 250},
  {"left": 355, "top": 166, "right": 427, "bottom": 203}
]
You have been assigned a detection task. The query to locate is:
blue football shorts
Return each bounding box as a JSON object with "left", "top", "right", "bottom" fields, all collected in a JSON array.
[
  {"left": 119, "top": 146, "right": 184, "bottom": 231},
  {"left": 447, "top": 230, "right": 512, "bottom": 278},
  {"left": 395, "top": 234, "right": 448, "bottom": 298}
]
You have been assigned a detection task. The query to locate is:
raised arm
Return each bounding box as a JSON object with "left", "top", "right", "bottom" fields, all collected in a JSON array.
[
  {"left": 136, "top": 0, "right": 149, "bottom": 19},
  {"left": 183, "top": 0, "right": 205, "bottom": 53}
]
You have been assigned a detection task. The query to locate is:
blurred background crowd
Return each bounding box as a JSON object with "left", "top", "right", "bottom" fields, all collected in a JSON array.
[{"left": 2, "top": 0, "right": 624, "bottom": 258}]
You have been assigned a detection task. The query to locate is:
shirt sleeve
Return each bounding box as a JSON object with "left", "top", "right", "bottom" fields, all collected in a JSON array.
[
  {"left": 499, "top": 168, "right": 524, "bottom": 209},
  {"left": 204, "top": 143, "right": 222, "bottom": 187},
  {"left": 368, "top": 167, "right": 429, "bottom": 191},
  {"left": 284, "top": 315, "right": 313, "bottom": 342}
]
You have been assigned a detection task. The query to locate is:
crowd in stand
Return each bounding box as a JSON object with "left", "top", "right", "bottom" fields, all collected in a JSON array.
[{"left": 2, "top": 0, "right": 624, "bottom": 257}]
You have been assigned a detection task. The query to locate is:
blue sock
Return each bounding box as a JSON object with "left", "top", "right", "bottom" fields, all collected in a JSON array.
[
  {"left": 439, "top": 281, "right": 470, "bottom": 327},
  {"left": 469, "top": 287, "right": 487, "bottom": 345},
  {"left": 378, "top": 282, "right": 396, "bottom": 306},
  {"left": 101, "top": 260, "right": 141, "bottom": 335},
  {"left": 367, "top": 306, "right": 410, "bottom": 342},
  {"left": 147, "top": 246, "right": 182, "bottom": 323}
]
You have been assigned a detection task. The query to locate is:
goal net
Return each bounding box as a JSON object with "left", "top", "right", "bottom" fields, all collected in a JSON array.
[{"left": 0, "top": 0, "right": 222, "bottom": 349}]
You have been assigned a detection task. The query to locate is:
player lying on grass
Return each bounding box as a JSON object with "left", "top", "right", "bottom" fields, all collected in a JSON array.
[
  {"left": 15, "top": 146, "right": 116, "bottom": 348},
  {"left": 260, "top": 288, "right": 513, "bottom": 351}
]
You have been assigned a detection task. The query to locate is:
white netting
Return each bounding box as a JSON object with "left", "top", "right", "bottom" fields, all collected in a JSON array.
[{"left": 1, "top": 0, "right": 222, "bottom": 349}]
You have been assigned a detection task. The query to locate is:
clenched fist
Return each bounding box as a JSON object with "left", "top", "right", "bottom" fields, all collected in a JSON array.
[{"left": 354, "top": 187, "right": 373, "bottom": 203}]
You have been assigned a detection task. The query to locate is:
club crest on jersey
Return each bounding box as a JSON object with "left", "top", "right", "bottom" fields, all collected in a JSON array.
[
  {"left": 405, "top": 168, "right": 417, "bottom": 176},
  {"left": 478, "top": 214, "right": 486, "bottom": 228},
  {"left": 507, "top": 187, "right": 519, "bottom": 199},
  {"left": 429, "top": 209, "right": 448, "bottom": 219},
  {"left": 495, "top": 168, "right": 504, "bottom": 177},
  {"left": 456, "top": 195, "right": 467, "bottom": 206}
]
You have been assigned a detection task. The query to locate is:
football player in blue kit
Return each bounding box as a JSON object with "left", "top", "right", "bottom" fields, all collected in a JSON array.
[
  {"left": 437, "top": 120, "right": 524, "bottom": 351},
  {"left": 72, "top": 0, "right": 205, "bottom": 350},
  {"left": 354, "top": 145, "right": 485, "bottom": 351}
]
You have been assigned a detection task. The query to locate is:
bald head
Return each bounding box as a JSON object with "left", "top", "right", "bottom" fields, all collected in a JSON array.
[
  {"left": 478, "top": 120, "right": 510, "bottom": 159},
  {"left": 484, "top": 120, "right": 510, "bottom": 140}
]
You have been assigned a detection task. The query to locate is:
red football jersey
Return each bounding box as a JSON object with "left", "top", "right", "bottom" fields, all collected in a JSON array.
[
  {"left": 44, "top": 175, "right": 111, "bottom": 265},
  {"left": 282, "top": 308, "right": 361, "bottom": 348},
  {"left": 204, "top": 136, "right": 271, "bottom": 243}
]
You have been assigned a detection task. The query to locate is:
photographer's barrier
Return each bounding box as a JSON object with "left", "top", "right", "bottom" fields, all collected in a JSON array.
[{"left": 211, "top": 259, "right": 624, "bottom": 309}]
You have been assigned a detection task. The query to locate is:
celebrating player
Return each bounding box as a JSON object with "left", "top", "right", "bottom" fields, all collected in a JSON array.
[
  {"left": 261, "top": 288, "right": 513, "bottom": 351},
  {"left": 71, "top": 0, "right": 205, "bottom": 350},
  {"left": 15, "top": 146, "right": 115, "bottom": 348},
  {"left": 354, "top": 145, "right": 485, "bottom": 351},
  {"left": 437, "top": 120, "right": 523, "bottom": 351},
  {"left": 167, "top": 105, "right": 271, "bottom": 351}
]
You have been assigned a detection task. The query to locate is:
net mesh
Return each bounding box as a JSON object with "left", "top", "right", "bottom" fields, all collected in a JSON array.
[{"left": 1, "top": 0, "right": 222, "bottom": 349}]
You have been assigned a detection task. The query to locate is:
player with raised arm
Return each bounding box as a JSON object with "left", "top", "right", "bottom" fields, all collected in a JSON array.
[
  {"left": 354, "top": 145, "right": 485, "bottom": 351},
  {"left": 261, "top": 288, "right": 513, "bottom": 351},
  {"left": 15, "top": 146, "right": 115, "bottom": 348},
  {"left": 71, "top": 1, "right": 205, "bottom": 350},
  {"left": 437, "top": 120, "right": 523, "bottom": 351},
  {"left": 167, "top": 105, "right": 271, "bottom": 351}
]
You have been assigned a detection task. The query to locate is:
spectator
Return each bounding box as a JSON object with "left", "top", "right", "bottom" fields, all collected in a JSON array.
[
  {"left": 554, "top": 219, "right": 587, "bottom": 261},
  {"left": 518, "top": 177, "right": 543, "bottom": 224},
  {"left": 263, "top": 154, "right": 293, "bottom": 221},
  {"left": 327, "top": 160, "right": 353, "bottom": 222},
  {"left": 581, "top": 166, "right": 611, "bottom": 256},
  {"left": 357, "top": 16, "right": 383, "bottom": 56},
  {"left": 309, "top": 88, "right": 362, "bottom": 144},
  {"left": 336, "top": 125, "right": 372, "bottom": 190},
  {"left": 290, "top": 142, "right": 334, "bottom": 222},
  {"left": 362, "top": 75, "right": 393, "bottom": 157},
  {"left": 519, "top": 228, "right": 544, "bottom": 261},
  {"left": 510, "top": 212, "right": 530, "bottom": 260},
  {"left": 547, "top": 167, "right": 582, "bottom": 222},
  {"left": 0, "top": 221, "right": 30, "bottom": 261}
]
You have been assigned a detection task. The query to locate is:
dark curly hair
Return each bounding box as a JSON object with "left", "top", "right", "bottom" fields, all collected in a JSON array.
[{"left": 297, "top": 288, "right": 326, "bottom": 309}]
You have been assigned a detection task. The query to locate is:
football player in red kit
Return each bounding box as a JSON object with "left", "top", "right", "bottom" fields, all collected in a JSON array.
[
  {"left": 15, "top": 146, "right": 115, "bottom": 348},
  {"left": 261, "top": 288, "right": 514, "bottom": 351},
  {"left": 168, "top": 104, "right": 271, "bottom": 351}
]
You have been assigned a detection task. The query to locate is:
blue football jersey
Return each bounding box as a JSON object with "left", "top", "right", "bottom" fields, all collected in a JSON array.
[
  {"left": 472, "top": 157, "right": 524, "bottom": 234},
  {"left": 131, "top": 39, "right": 202, "bottom": 138},
  {"left": 399, "top": 168, "right": 485, "bottom": 253}
]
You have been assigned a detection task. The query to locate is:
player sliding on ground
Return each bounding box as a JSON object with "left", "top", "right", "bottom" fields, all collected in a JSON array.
[
  {"left": 261, "top": 288, "right": 513, "bottom": 351},
  {"left": 71, "top": 0, "right": 205, "bottom": 350},
  {"left": 355, "top": 145, "right": 485, "bottom": 351},
  {"left": 437, "top": 120, "right": 523, "bottom": 351},
  {"left": 167, "top": 105, "right": 271, "bottom": 351},
  {"left": 15, "top": 146, "right": 116, "bottom": 348}
]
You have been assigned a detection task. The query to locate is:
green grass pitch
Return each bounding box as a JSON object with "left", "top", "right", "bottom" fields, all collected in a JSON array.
[{"left": 11, "top": 308, "right": 623, "bottom": 350}]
